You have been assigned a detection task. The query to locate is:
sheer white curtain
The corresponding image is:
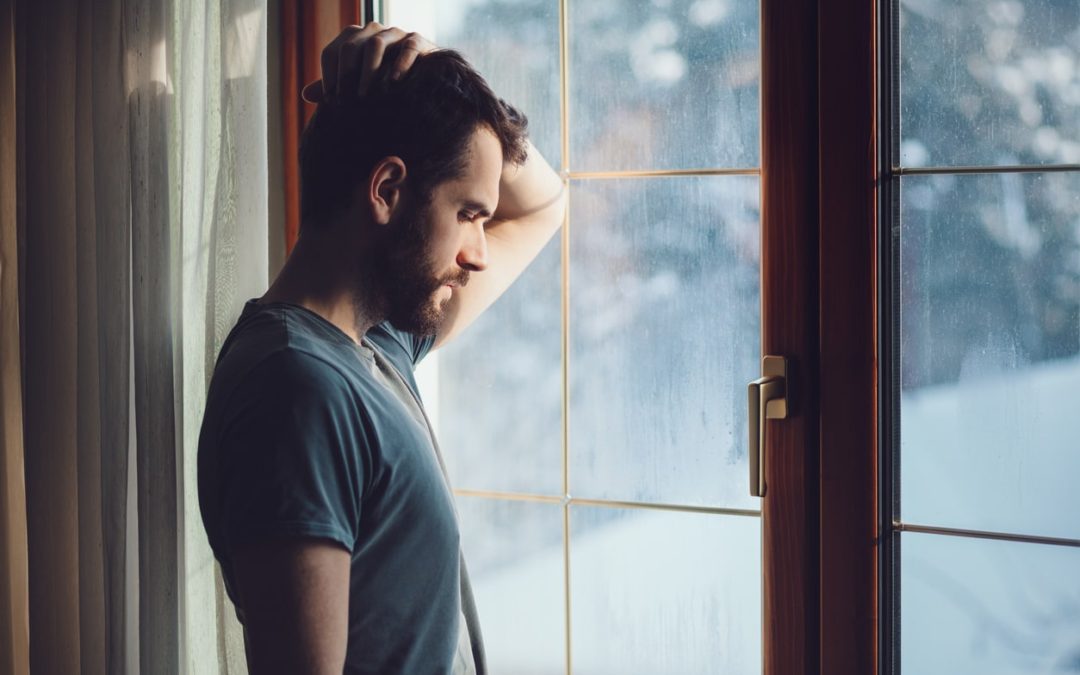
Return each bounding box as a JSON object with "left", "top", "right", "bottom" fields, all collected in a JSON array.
[
  {"left": 171, "top": 1, "right": 267, "bottom": 673},
  {"left": 171, "top": 2, "right": 268, "bottom": 669},
  {"left": 9, "top": 0, "right": 268, "bottom": 672}
]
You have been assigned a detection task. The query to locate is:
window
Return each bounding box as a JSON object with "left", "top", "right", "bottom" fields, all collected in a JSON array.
[
  {"left": 386, "top": 1, "right": 765, "bottom": 672},
  {"left": 884, "top": 0, "right": 1080, "bottom": 672}
]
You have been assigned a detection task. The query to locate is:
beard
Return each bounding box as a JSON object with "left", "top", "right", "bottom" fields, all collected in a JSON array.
[{"left": 366, "top": 199, "right": 469, "bottom": 336}]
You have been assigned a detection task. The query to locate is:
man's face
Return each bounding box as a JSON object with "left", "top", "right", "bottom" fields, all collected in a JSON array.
[{"left": 373, "top": 127, "right": 503, "bottom": 335}]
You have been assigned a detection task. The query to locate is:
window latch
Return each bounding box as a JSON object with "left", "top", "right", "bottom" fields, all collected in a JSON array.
[{"left": 748, "top": 355, "right": 788, "bottom": 497}]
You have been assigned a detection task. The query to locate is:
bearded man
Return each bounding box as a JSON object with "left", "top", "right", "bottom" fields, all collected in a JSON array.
[{"left": 197, "top": 23, "right": 565, "bottom": 675}]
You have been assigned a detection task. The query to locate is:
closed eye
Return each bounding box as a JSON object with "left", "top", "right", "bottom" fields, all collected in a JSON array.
[
  {"left": 460, "top": 200, "right": 494, "bottom": 223},
  {"left": 459, "top": 211, "right": 494, "bottom": 227}
]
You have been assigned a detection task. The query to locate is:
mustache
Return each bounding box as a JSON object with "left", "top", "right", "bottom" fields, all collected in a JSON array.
[{"left": 441, "top": 268, "right": 471, "bottom": 288}]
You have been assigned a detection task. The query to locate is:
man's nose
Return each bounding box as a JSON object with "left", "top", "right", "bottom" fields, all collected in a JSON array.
[{"left": 456, "top": 221, "right": 488, "bottom": 272}]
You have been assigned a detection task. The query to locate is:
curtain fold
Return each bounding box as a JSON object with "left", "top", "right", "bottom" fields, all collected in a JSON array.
[
  {"left": 128, "top": 0, "right": 180, "bottom": 671},
  {"left": 8, "top": 0, "right": 270, "bottom": 673},
  {"left": 22, "top": 3, "right": 83, "bottom": 673},
  {"left": 74, "top": 0, "right": 107, "bottom": 670},
  {"left": 0, "top": 0, "right": 29, "bottom": 672},
  {"left": 90, "top": 0, "right": 134, "bottom": 670}
]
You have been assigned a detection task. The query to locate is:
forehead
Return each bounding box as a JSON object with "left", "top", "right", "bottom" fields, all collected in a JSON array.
[{"left": 436, "top": 127, "right": 503, "bottom": 209}]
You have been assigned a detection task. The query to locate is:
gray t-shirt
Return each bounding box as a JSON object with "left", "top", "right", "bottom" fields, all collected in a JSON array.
[{"left": 197, "top": 300, "right": 483, "bottom": 674}]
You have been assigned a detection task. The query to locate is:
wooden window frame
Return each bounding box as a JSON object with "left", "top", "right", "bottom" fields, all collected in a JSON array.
[
  {"left": 761, "top": 0, "right": 878, "bottom": 673},
  {"left": 292, "top": 1, "right": 884, "bottom": 672},
  {"left": 819, "top": 0, "right": 879, "bottom": 672}
]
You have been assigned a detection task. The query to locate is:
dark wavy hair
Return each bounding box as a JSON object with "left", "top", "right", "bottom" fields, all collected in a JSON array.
[{"left": 298, "top": 49, "right": 529, "bottom": 229}]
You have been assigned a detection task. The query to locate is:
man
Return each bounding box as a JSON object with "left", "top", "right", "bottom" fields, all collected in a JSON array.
[{"left": 197, "top": 23, "right": 565, "bottom": 675}]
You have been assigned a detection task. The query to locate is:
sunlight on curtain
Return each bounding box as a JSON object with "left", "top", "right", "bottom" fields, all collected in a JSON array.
[
  {"left": 13, "top": 0, "right": 267, "bottom": 672},
  {"left": 168, "top": 1, "right": 268, "bottom": 673}
]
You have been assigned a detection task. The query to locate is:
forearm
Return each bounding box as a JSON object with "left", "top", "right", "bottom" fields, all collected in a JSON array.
[
  {"left": 433, "top": 139, "right": 566, "bottom": 348},
  {"left": 492, "top": 140, "right": 566, "bottom": 227}
]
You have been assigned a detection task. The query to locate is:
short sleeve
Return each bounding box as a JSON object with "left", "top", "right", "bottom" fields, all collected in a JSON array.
[{"left": 215, "top": 350, "right": 366, "bottom": 553}]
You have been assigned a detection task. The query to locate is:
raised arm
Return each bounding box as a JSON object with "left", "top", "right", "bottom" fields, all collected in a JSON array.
[
  {"left": 433, "top": 139, "right": 566, "bottom": 348},
  {"left": 308, "top": 23, "right": 567, "bottom": 348}
]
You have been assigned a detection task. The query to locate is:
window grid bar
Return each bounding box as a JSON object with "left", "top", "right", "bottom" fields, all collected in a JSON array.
[
  {"left": 880, "top": 0, "right": 903, "bottom": 673},
  {"left": 893, "top": 164, "right": 1080, "bottom": 176},
  {"left": 894, "top": 522, "right": 1080, "bottom": 550},
  {"left": 455, "top": 489, "right": 565, "bottom": 504},
  {"left": 570, "top": 167, "right": 759, "bottom": 180},
  {"left": 558, "top": 0, "right": 572, "bottom": 671},
  {"left": 562, "top": 501, "right": 572, "bottom": 675},
  {"left": 570, "top": 497, "right": 761, "bottom": 518},
  {"left": 561, "top": 160, "right": 574, "bottom": 675},
  {"left": 453, "top": 488, "right": 762, "bottom": 518}
]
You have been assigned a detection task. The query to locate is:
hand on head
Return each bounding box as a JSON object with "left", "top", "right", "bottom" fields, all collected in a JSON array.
[{"left": 303, "top": 23, "right": 437, "bottom": 104}]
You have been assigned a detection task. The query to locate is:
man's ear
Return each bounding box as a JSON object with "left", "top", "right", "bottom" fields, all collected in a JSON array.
[{"left": 367, "top": 156, "right": 408, "bottom": 226}]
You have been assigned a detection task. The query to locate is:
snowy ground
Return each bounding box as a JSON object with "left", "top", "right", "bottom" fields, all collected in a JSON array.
[{"left": 428, "top": 357, "right": 1080, "bottom": 674}]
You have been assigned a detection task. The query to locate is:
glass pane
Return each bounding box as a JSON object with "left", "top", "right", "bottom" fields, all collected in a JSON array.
[
  {"left": 387, "top": 0, "right": 561, "bottom": 167},
  {"left": 900, "top": 0, "right": 1080, "bottom": 167},
  {"left": 899, "top": 173, "right": 1080, "bottom": 539},
  {"left": 901, "top": 532, "right": 1080, "bottom": 674},
  {"left": 419, "top": 240, "right": 562, "bottom": 495},
  {"left": 568, "top": 0, "right": 760, "bottom": 171},
  {"left": 457, "top": 497, "right": 565, "bottom": 675},
  {"left": 570, "top": 506, "right": 761, "bottom": 675},
  {"left": 394, "top": 0, "right": 562, "bottom": 496},
  {"left": 569, "top": 176, "right": 760, "bottom": 508}
]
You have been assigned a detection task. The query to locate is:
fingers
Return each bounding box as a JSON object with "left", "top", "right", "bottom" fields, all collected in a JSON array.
[
  {"left": 355, "top": 27, "right": 411, "bottom": 95},
  {"left": 314, "top": 22, "right": 436, "bottom": 102},
  {"left": 387, "top": 33, "right": 435, "bottom": 82},
  {"left": 319, "top": 24, "right": 364, "bottom": 101},
  {"left": 335, "top": 33, "right": 366, "bottom": 98},
  {"left": 319, "top": 22, "right": 386, "bottom": 101}
]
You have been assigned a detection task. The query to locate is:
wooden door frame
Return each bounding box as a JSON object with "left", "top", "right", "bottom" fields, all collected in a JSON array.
[{"left": 761, "top": 0, "right": 878, "bottom": 673}]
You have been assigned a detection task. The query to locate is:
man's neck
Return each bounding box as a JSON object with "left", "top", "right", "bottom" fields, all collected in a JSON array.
[{"left": 259, "top": 227, "right": 383, "bottom": 344}]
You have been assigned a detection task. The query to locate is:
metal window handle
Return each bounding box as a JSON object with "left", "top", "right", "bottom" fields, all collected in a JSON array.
[{"left": 748, "top": 355, "right": 788, "bottom": 497}]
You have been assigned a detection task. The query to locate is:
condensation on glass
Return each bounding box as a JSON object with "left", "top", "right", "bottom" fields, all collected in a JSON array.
[
  {"left": 899, "top": 0, "right": 1080, "bottom": 167},
  {"left": 457, "top": 497, "right": 565, "bottom": 675},
  {"left": 570, "top": 506, "right": 762, "bottom": 675},
  {"left": 900, "top": 173, "right": 1080, "bottom": 540},
  {"left": 895, "top": 2, "right": 1080, "bottom": 673},
  {"left": 395, "top": 0, "right": 564, "bottom": 496},
  {"left": 569, "top": 176, "right": 760, "bottom": 508},
  {"left": 437, "top": 239, "right": 563, "bottom": 496},
  {"left": 901, "top": 532, "right": 1080, "bottom": 674},
  {"left": 392, "top": 0, "right": 764, "bottom": 673},
  {"left": 569, "top": 0, "right": 760, "bottom": 172}
]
